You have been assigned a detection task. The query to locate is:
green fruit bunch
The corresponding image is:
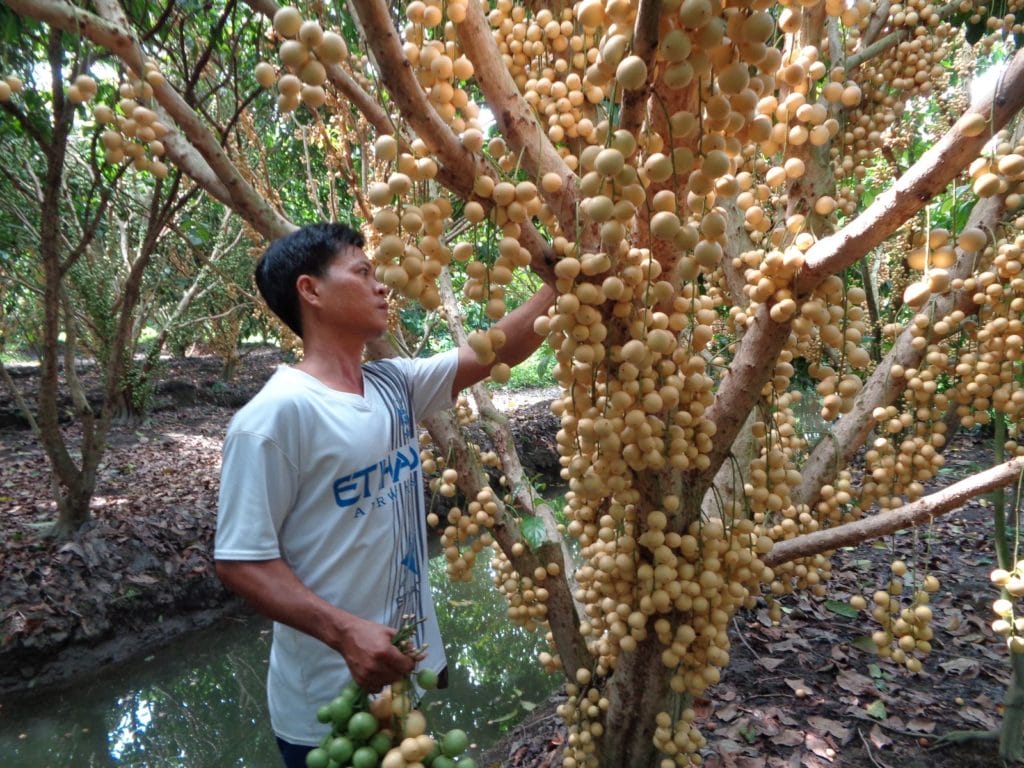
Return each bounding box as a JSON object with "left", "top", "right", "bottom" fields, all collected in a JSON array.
[{"left": 305, "top": 616, "right": 476, "bottom": 768}]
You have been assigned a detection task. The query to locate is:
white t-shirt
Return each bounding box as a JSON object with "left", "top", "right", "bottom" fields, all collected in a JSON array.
[{"left": 215, "top": 350, "right": 459, "bottom": 745}]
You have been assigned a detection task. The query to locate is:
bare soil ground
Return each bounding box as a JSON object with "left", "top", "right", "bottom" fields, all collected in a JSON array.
[{"left": 0, "top": 350, "right": 1018, "bottom": 767}]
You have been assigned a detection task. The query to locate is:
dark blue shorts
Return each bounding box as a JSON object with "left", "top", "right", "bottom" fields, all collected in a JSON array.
[{"left": 276, "top": 737, "right": 313, "bottom": 768}]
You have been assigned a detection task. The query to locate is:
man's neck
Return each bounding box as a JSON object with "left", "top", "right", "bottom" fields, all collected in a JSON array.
[{"left": 293, "top": 341, "right": 366, "bottom": 395}]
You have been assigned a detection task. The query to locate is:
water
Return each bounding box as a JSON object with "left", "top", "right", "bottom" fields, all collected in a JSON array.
[{"left": 1, "top": 552, "right": 561, "bottom": 766}]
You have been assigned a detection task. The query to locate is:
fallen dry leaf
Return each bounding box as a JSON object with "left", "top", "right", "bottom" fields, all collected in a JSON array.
[
  {"left": 804, "top": 732, "right": 836, "bottom": 761},
  {"left": 770, "top": 729, "right": 804, "bottom": 747},
  {"left": 868, "top": 724, "right": 892, "bottom": 749},
  {"left": 784, "top": 678, "right": 811, "bottom": 695},
  {"left": 835, "top": 668, "right": 877, "bottom": 696},
  {"left": 960, "top": 705, "right": 999, "bottom": 730},
  {"left": 807, "top": 716, "right": 851, "bottom": 741},
  {"left": 906, "top": 717, "right": 936, "bottom": 733},
  {"left": 939, "top": 657, "right": 981, "bottom": 676},
  {"left": 718, "top": 703, "right": 741, "bottom": 722}
]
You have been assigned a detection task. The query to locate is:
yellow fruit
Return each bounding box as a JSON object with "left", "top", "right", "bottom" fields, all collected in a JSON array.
[
  {"left": 998, "top": 153, "right": 1024, "bottom": 179},
  {"left": 317, "top": 32, "right": 348, "bottom": 64},
  {"left": 958, "top": 227, "right": 987, "bottom": 252},
  {"left": 273, "top": 6, "right": 303, "bottom": 38},
  {"left": 490, "top": 363, "right": 511, "bottom": 383},
  {"left": 301, "top": 84, "right": 326, "bottom": 108},
  {"left": 280, "top": 40, "right": 310, "bottom": 68},
  {"left": 300, "top": 60, "right": 327, "bottom": 86},
  {"left": 541, "top": 172, "right": 562, "bottom": 193},
  {"left": 403, "top": 709, "right": 427, "bottom": 738},
  {"left": 298, "top": 20, "right": 324, "bottom": 48},
  {"left": 578, "top": 0, "right": 605, "bottom": 29},
  {"left": 973, "top": 172, "right": 1001, "bottom": 198},
  {"left": 375, "top": 134, "right": 398, "bottom": 163},
  {"left": 903, "top": 281, "right": 931, "bottom": 308},
  {"left": 255, "top": 62, "right": 277, "bottom": 88},
  {"left": 616, "top": 56, "right": 648, "bottom": 90},
  {"left": 93, "top": 104, "right": 114, "bottom": 123},
  {"left": 277, "top": 73, "right": 302, "bottom": 95},
  {"left": 594, "top": 147, "right": 625, "bottom": 176},
  {"left": 960, "top": 112, "right": 987, "bottom": 137},
  {"left": 659, "top": 29, "right": 691, "bottom": 62}
]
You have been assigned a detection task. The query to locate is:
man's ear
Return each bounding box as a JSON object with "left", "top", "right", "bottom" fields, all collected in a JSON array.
[{"left": 295, "top": 273, "right": 320, "bottom": 306}]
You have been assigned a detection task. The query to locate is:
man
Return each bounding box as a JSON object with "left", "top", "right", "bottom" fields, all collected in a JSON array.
[{"left": 214, "top": 222, "right": 554, "bottom": 767}]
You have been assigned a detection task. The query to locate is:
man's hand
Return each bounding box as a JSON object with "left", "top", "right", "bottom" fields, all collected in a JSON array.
[
  {"left": 216, "top": 558, "right": 415, "bottom": 691},
  {"left": 332, "top": 612, "right": 415, "bottom": 692},
  {"left": 452, "top": 282, "right": 557, "bottom": 395}
]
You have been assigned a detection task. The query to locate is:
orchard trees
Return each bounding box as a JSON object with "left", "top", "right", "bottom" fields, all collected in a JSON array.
[
  {"left": 0, "top": 12, "right": 260, "bottom": 534},
  {"left": 8, "top": 0, "right": 1024, "bottom": 765}
]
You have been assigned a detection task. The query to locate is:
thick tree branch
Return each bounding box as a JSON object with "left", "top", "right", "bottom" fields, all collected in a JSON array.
[
  {"left": 455, "top": 0, "right": 578, "bottom": 240},
  {"left": 849, "top": 1, "right": 958, "bottom": 71},
  {"left": 861, "top": 0, "right": 893, "bottom": 48},
  {"left": 435, "top": 270, "right": 586, "bottom": 674},
  {"left": 797, "top": 46, "right": 1024, "bottom": 289},
  {"left": 350, "top": 0, "right": 476, "bottom": 189},
  {"left": 618, "top": 0, "right": 660, "bottom": 140},
  {"left": 765, "top": 457, "right": 1024, "bottom": 568},
  {"left": 698, "top": 303, "right": 792, "bottom": 488},
  {"left": 702, "top": 47, "right": 1024, "bottom": 488}
]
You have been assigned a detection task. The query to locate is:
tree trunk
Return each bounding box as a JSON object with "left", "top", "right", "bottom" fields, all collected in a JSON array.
[
  {"left": 598, "top": 631, "right": 671, "bottom": 768},
  {"left": 1001, "top": 649, "right": 1024, "bottom": 761},
  {"left": 50, "top": 469, "right": 98, "bottom": 538}
]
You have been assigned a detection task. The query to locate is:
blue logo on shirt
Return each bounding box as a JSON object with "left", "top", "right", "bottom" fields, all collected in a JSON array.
[{"left": 332, "top": 445, "right": 420, "bottom": 512}]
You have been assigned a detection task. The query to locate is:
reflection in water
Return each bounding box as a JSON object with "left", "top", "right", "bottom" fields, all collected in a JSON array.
[
  {"left": 0, "top": 552, "right": 560, "bottom": 766},
  {"left": 109, "top": 696, "right": 153, "bottom": 760}
]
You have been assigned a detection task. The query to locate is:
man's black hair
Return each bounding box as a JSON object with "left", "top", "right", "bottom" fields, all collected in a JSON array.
[{"left": 255, "top": 222, "right": 365, "bottom": 338}]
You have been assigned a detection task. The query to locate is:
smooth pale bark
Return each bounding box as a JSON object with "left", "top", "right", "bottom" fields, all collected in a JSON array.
[
  {"left": 454, "top": 0, "right": 580, "bottom": 239},
  {"left": 701, "top": 409, "right": 759, "bottom": 520},
  {"left": 719, "top": 197, "right": 756, "bottom": 309},
  {"left": 797, "top": 48, "right": 1024, "bottom": 289},
  {"left": 849, "top": 0, "right": 958, "bottom": 70},
  {"left": 601, "top": 631, "right": 672, "bottom": 767},
  {"left": 617, "top": 0, "right": 660, "bottom": 140},
  {"left": 764, "top": 457, "right": 1024, "bottom": 568}
]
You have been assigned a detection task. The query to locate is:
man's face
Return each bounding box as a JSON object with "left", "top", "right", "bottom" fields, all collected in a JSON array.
[{"left": 306, "top": 245, "right": 389, "bottom": 338}]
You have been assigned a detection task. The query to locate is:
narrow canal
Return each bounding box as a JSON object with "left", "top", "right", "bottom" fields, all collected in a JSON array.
[{"left": 1, "top": 552, "right": 561, "bottom": 766}]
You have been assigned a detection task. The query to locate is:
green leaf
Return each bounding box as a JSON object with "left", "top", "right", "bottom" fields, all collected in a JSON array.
[
  {"left": 519, "top": 516, "right": 547, "bottom": 552},
  {"left": 825, "top": 600, "right": 859, "bottom": 619},
  {"left": 866, "top": 699, "right": 888, "bottom": 720},
  {"left": 851, "top": 635, "right": 879, "bottom": 653},
  {"left": 487, "top": 710, "right": 519, "bottom": 725},
  {"left": 868, "top": 663, "right": 884, "bottom": 679}
]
